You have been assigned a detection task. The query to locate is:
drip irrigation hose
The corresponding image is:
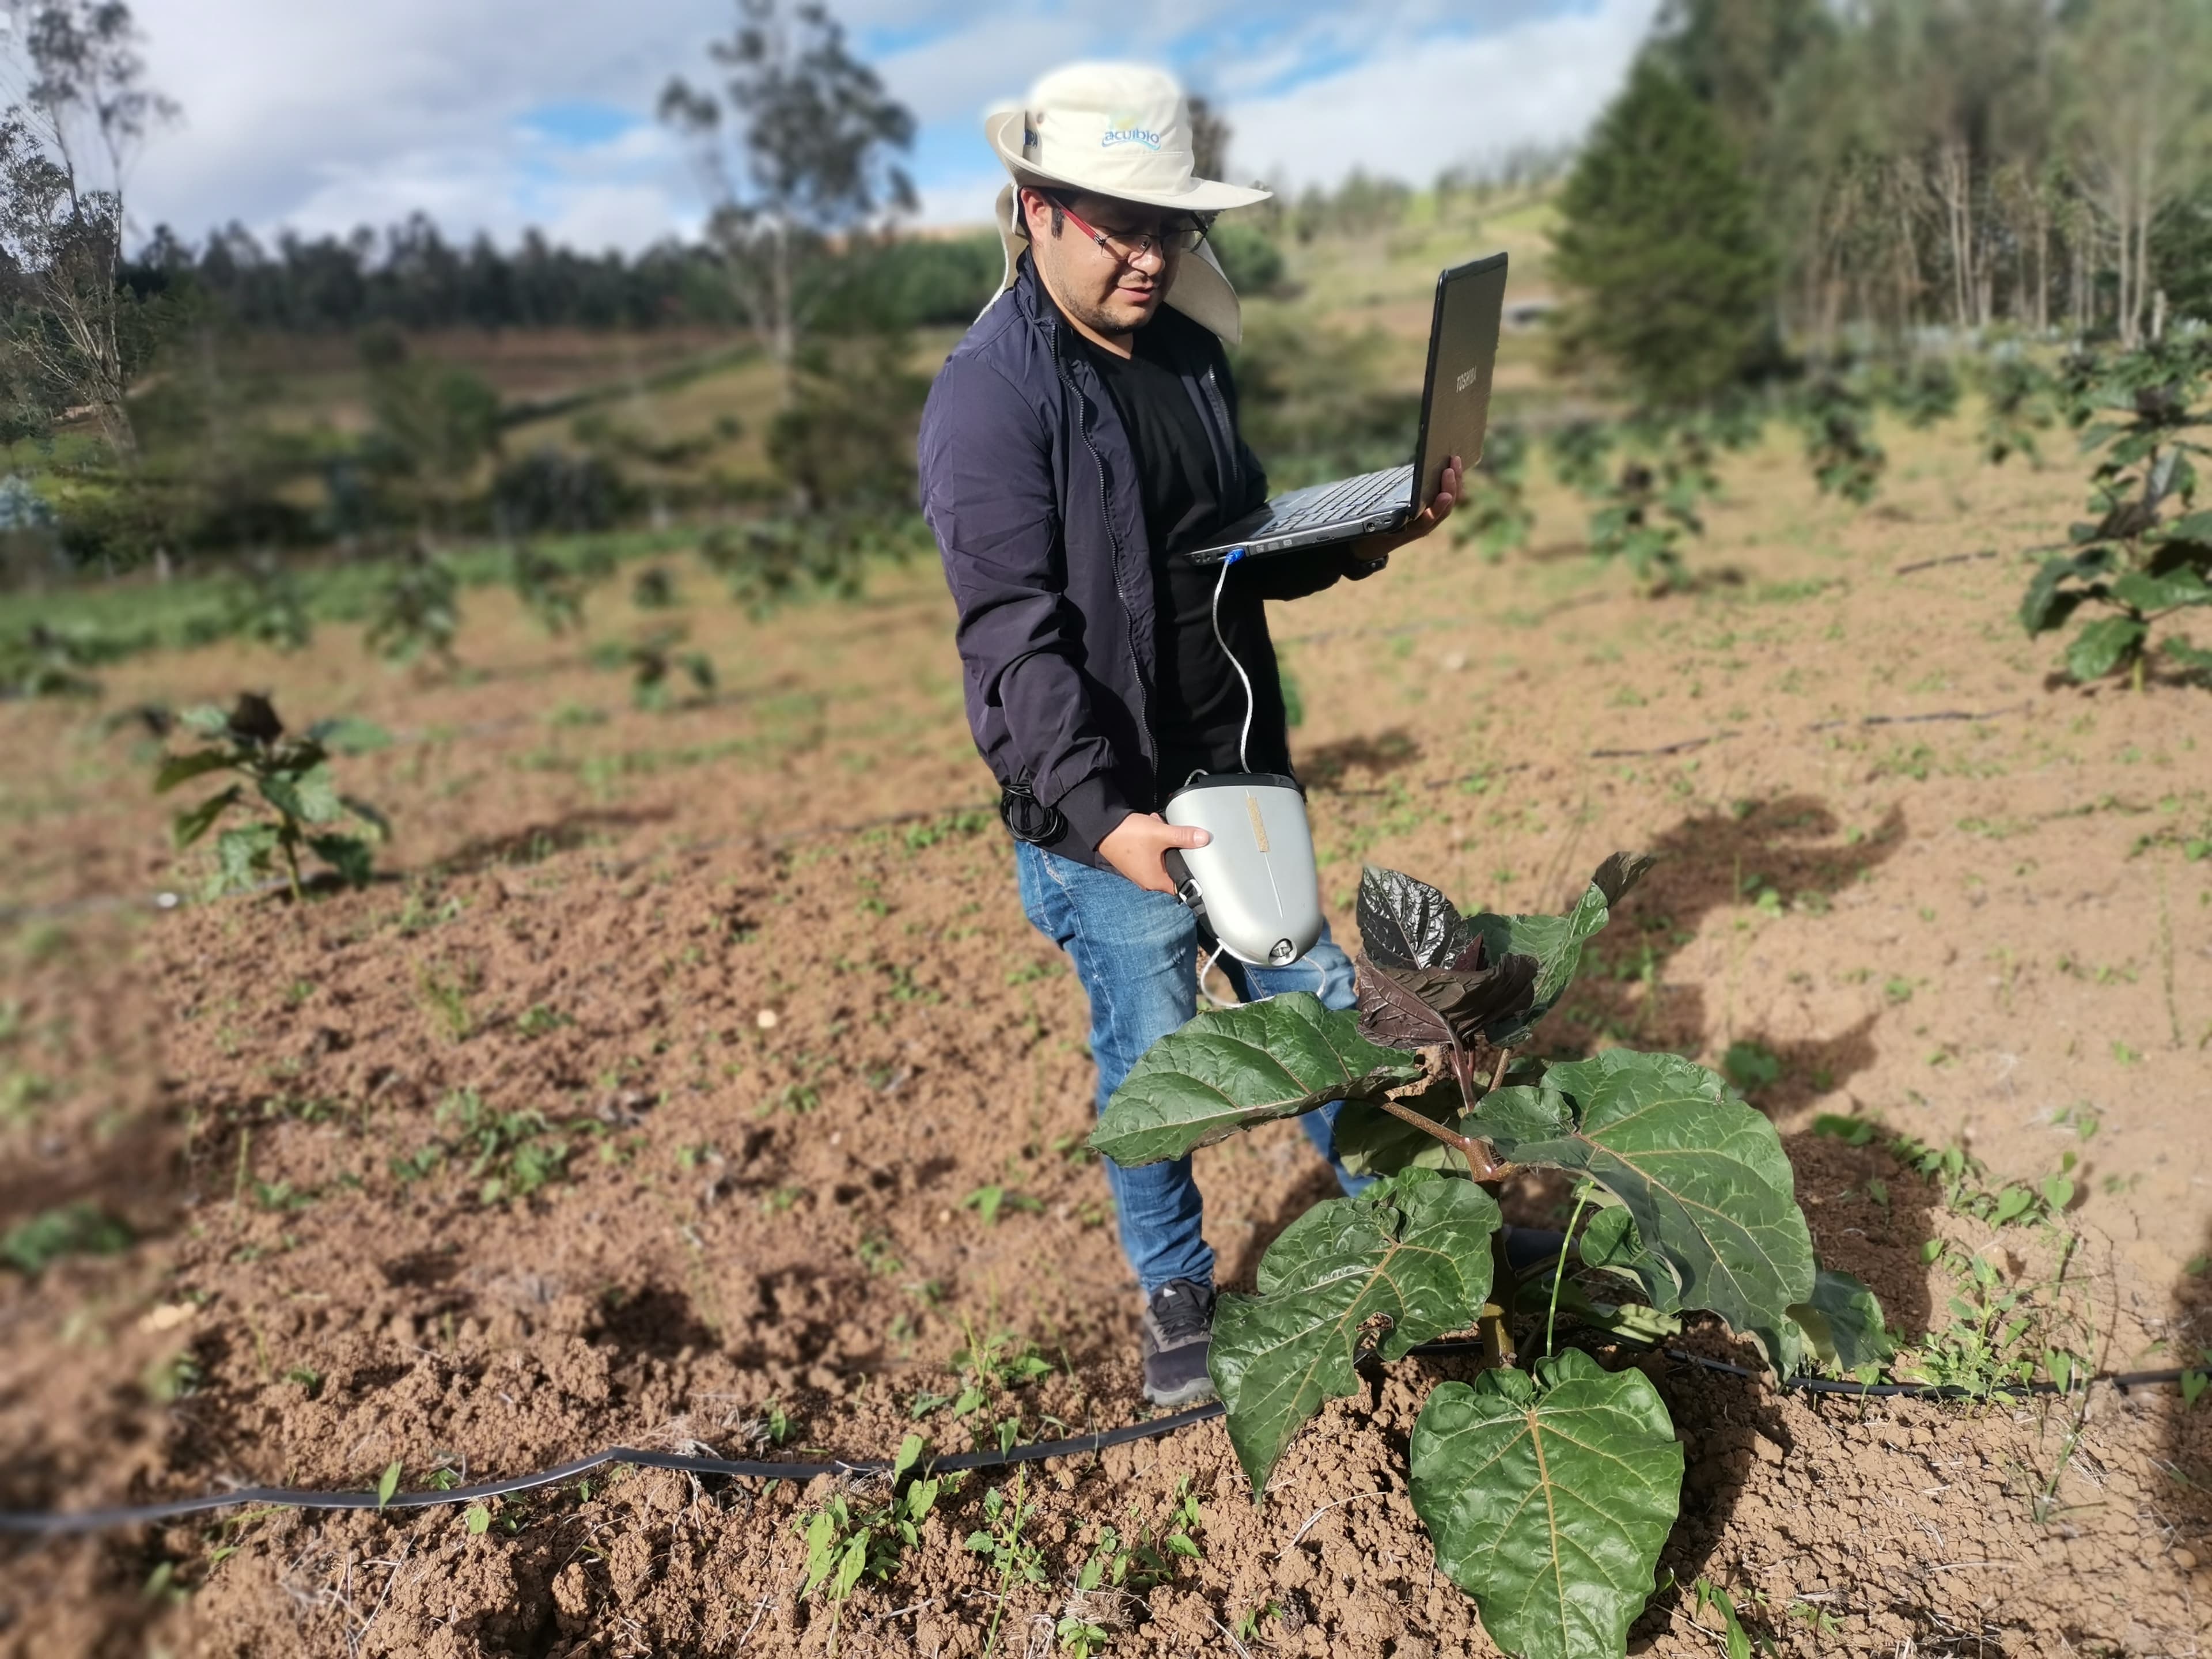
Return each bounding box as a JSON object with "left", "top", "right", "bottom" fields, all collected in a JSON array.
[{"left": 0, "top": 1341, "right": 2195, "bottom": 1537}]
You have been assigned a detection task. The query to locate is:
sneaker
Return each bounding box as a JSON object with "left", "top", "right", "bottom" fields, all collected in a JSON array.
[{"left": 1139, "top": 1279, "right": 1217, "bottom": 1407}]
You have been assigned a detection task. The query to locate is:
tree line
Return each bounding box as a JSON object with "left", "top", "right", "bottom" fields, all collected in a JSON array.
[
  {"left": 1553, "top": 0, "right": 2212, "bottom": 407},
  {"left": 120, "top": 215, "right": 1003, "bottom": 338}
]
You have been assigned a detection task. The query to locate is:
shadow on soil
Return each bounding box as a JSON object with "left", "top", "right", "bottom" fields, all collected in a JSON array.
[
  {"left": 431, "top": 805, "right": 676, "bottom": 876},
  {"left": 1548, "top": 793, "right": 1907, "bottom": 1097},
  {"left": 2164, "top": 1216, "right": 2212, "bottom": 1587},
  {"left": 1298, "top": 728, "right": 1422, "bottom": 792}
]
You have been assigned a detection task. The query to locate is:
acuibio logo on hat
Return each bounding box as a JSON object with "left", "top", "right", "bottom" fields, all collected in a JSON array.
[{"left": 1100, "top": 109, "right": 1162, "bottom": 150}]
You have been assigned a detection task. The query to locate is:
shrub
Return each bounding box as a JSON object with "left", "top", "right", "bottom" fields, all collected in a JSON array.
[
  {"left": 491, "top": 447, "right": 634, "bottom": 535},
  {"left": 1090, "top": 859, "right": 1884, "bottom": 1659}
]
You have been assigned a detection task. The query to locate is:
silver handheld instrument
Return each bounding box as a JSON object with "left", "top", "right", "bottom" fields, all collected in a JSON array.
[{"left": 1160, "top": 773, "right": 1322, "bottom": 968}]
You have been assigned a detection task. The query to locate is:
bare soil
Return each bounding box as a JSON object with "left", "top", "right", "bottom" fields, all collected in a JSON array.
[{"left": 2, "top": 417, "right": 2208, "bottom": 1656}]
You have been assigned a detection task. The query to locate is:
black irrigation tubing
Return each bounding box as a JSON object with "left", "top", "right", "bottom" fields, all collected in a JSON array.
[
  {"left": 3, "top": 1342, "right": 2198, "bottom": 1538},
  {"left": 1893, "top": 548, "right": 2001, "bottom": 577}
]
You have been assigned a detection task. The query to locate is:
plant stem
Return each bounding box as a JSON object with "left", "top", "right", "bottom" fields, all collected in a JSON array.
[
  {"left": 1544, "top": 1190, "right": 1592, "bottom": 1358},
  {"left": 1372, "top": 1092, "right": 1507, "bottom": 1180}
]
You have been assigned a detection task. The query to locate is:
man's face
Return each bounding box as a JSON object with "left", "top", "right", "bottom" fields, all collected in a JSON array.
[{"left": 1021, "top": 188, "right": 1200, "bottom": 338}]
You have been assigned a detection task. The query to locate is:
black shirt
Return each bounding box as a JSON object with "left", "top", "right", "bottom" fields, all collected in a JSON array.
[{"left": 1074, "top": 313, "right": 1291, "bottom": 790}]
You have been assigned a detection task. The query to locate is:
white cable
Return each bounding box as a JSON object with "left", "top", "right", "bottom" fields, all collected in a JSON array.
[
  {"left": 1211, "top": 552, "right": 1255, "bottom": 775},
  {"left": 1195, "top": 938, "right": 1237, "bottom": 1009}
]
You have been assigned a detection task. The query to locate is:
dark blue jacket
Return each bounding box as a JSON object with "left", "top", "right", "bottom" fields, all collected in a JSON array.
[{"left": 918, "top": 253, "right": 1376, "bottom": 868}]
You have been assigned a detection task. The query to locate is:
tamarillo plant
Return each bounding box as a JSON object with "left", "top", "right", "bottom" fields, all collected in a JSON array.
[
  {"left": 1090, "top": 859, "right": 1884, "bottom": 1659},
  {"left": 509, "top": 541, "right": 590, "bottom": 636},
  {"left": 1449, "top": 422, "right": 1534, "bottom": 563},
  {"left": 2018, "top": 336, "right": 2212, "bottom": 691},
  {"left": 1976, "top": 351, "right": 2058, "bottom": 468},
  {"left": 156, "top": 693, "right": 391, "bottom": 903},
  {"left": 1586, "top": 421, "right": 1722, "bottom": 594},
  {"left": 365, "top": 544, "right": 461, "bottom": 668},
  {"left": 1793, "top": 370, "right": 1885, "bottom": 505}
]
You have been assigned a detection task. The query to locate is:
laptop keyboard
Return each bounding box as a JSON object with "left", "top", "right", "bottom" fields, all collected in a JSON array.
[{"left": 1263, "top": 464, "right": 1414, "bottom": 533}]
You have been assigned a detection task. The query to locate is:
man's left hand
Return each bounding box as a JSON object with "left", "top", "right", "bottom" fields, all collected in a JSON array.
[{"left": 1349, "top": 453, "right": 1464, "bottom": 571}]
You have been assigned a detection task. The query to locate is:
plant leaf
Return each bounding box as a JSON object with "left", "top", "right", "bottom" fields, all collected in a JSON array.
[
  {"left": 154, "top": 749, "right": 234, "bottom": 794},
  {"left": 2160, "top": 509, "right": 2212, "bottom": 544},
  {"left": 1353, "top": 952, "right": 1539, "bottom": 1051},
  {"left": 1465, "top": 855, "right": 1653, "bottom": 1046},
  {"left": 171, "top": 784, "right": 243, "bottom": 849},
  {"left": 260, "top": 760, "right": 343, "bottom": 825},
  {"left": 1089, "top": 993, "right": 1422, "bottom": 1167},
  {"left": 213, "top": 822, "right": 283, "bottom": 894},
  {"left": 2018, "top": 550, "right": 2109, "bottom": 634},
  {"left": 1210, "top": 1172, "right": 1498, "bottom": 1494},
  {"left": 1463, "top": 1050, "right": 1816, "bottom": 1339},
  {"left": 464, "top": 1503, "right": 491, "bottom": 1535},
  {"left": 1577, "top": 1202, "right": 1684, "bottom": 1314},
  {"left": 308, "top": 834, "right": 375, "bottom": 888},
  {"left": 306, "top": 715, "right": 392, "bottom": 754},
  {"left": 1357, "top": 866, "right": 1468, "bottom": 969},
  {"left": 2065, "top": 614, "right": 2147, "bottom": 680},
  {"left": 1411, "top": 1349, "right": 1682, "bottom": 1659},
  {"left": 375, "top": 1461, "right": 402, "bottom": 1510},
  {"left": 2111, "top": 569, "right": 2212, "bottom": 612},
  {"left": 1782, "top": 1268, "right": 1893, "bottom": 1376}
]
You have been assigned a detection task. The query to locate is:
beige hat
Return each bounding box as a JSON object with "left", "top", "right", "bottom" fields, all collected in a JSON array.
[{"left": 983, "top": 62, "right": 1271, "bottom": 343}]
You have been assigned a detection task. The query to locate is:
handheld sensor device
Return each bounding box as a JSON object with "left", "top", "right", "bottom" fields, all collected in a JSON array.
[{"left": 1161, "top": 774, "right": 1323, "bottom": 967}]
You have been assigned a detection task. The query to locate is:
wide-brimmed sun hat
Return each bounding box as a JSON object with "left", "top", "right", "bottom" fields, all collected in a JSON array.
[{"left": 983, "top": 62, "right": 1271, "bottom": 343}]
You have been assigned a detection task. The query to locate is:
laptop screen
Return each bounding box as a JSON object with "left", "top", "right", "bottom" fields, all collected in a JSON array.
[{"left": 1410, "top": 253, "right": 1508, "bottom": 508}]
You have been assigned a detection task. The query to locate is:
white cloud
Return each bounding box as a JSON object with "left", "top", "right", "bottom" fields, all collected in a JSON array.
[
  {"left": 1225, "top": 0, "right": 1658, "bottom": 192},
  {"left": 94, "top": 0, "right": 1653, "bottom": 253}
]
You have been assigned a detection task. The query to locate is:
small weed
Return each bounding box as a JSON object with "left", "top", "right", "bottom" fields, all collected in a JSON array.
[
  {"left": 797, "top": 1432, "right": 941, "bottom": 1644},
  {"left": 3, "top": 1204, "right": 134, "bottom": 1274},
  {"left": 963, "top": 1185, "right": 1043, "bottom": 1228},
  {"left": 967, "top": 1468, "right": 1047, "bottom": 1659},
  {"left": 415, "top": 961, "right": 480, "bottom": 1041},
  {"left": 516, "top": 1003, "right": 572, "bottom": 1038}
]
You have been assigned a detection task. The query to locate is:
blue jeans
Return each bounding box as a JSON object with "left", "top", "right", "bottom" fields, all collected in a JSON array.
[{"left": 1015, "top": 838, "right": 1369, "bottom": 1295}]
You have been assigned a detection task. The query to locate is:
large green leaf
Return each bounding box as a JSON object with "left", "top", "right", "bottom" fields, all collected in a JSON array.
[
  {"left": 1333, "top": 1080, "right": 1463, "bottom": 1177},
  {"left": 1464, "top": 1050, "right": 1815, "bottom": 1339},
  {"left": 1088, "top": 993, "right": 1422, "bottom": 1168},
  {"left": 1577, "top": 1202, "right": 1683, "bottom": 1314},
  {"left": 1210, "top": 1172, "right": 1498, "bottom": 1494},
  {"left": 1411, "top": 1348, "right": 1682, "bottom": 1659},
  {"left": 2065, "top": 614, "right": 2147, "bottom": 680},
  {"left": 1466, "top": 854, "right": 1652, "bottom": 1046}
]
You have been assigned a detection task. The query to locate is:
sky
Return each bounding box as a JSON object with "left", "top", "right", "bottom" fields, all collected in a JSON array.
[{"left": 115, "top": 0, "right": 1660, "bottom": 257}]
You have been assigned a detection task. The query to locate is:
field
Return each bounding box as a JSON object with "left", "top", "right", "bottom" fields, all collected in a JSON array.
[{"left": 5, "top": 274, "right": 2212, "bottom": 1654}]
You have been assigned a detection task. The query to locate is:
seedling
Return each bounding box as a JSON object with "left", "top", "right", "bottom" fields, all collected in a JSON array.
[
  {"left": 1088, "top": 857, "right": 1885, "bottom": 1659},
  {"left": 222, "top": 557, "right": 313, "bottom": 653},
  {"left": 2018, "top": 336, "right": 2212, "bottom": 690},
  {"left": 156, "top": 694, "right": 391, "bottom": 904},
  {"left": 594, "top": 627, "right": 714, "bottom": 710}
]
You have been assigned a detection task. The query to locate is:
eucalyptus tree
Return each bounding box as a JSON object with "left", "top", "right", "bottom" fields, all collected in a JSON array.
[
  {"left": 0, "top": 1, "right": 174, "bottom": 466},
  {"left": 660, "top": 0, "right": 916, "bottom": 401}
]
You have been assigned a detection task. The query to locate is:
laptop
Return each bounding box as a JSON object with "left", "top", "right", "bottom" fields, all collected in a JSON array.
[{"left": 1186, "top": 251, "right": 1508, "bottom": 563}]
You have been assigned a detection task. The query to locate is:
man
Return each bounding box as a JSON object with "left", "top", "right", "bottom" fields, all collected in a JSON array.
[{"left": 918, "top": 63, "right": 1460, "bottom": 1406}]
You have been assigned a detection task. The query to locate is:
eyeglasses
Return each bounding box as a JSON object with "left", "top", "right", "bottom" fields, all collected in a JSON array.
[{"left": 1051, "top": 194, "right": 1213, "bottom": 262}]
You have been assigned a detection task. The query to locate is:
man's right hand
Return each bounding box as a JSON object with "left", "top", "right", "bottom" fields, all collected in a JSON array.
[{"left": 1099, "top": 812, "right": 1212, "bottom": 894}]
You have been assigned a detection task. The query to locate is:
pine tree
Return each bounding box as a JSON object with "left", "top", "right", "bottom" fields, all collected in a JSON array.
[{"left": 1550, "top": 55, "right": 1774, "bottom": 407}]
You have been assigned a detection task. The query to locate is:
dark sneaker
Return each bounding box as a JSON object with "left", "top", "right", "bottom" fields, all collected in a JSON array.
[{"left": 1139, "top": 1279, "right": 1217, "bottom": 1407}]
